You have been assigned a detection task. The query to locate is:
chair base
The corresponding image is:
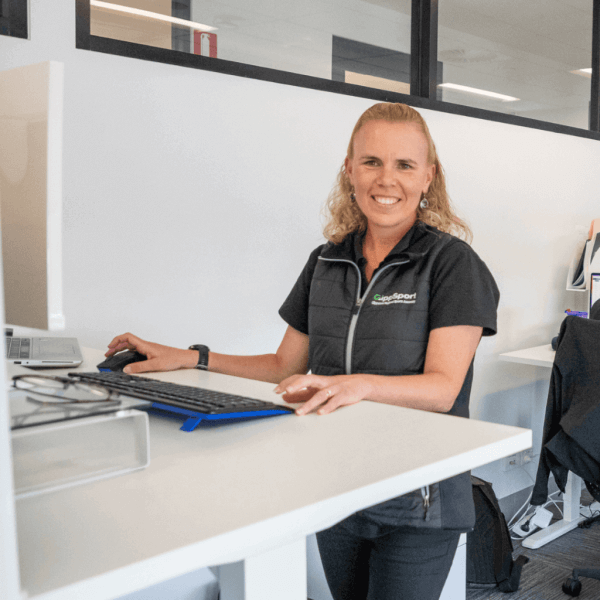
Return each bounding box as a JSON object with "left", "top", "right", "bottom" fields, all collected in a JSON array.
[{"left": 562, "top": 569, "right": 600, "bottom": 597}]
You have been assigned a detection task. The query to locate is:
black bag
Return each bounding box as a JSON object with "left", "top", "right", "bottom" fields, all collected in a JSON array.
[{"left": 467, "top": 476, "right": 529, "bottom": 592}]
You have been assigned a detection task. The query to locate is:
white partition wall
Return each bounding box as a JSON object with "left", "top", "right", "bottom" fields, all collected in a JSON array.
[
  {"left": 0, "top": 241, "right": 21, "bottom": 599},
  {"left": 0, "top": 58, "right": 67, "bottom": 600},
  {"left": 0, "top": 61, "right": 65, "bottom": 331}
]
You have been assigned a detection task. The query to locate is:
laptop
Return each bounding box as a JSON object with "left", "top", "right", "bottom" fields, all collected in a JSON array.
[{"left": 5, "top": 335, "right": 83, "bottom": 368}]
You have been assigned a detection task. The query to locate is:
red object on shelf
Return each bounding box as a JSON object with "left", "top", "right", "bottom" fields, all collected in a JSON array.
[{"left": 194, "top": 31, "right": 217, "bottom": 57}]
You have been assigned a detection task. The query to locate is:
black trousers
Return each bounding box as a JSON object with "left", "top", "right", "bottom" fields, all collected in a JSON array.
[{"left": 316, "top": 523, "right": 461, "bottom": 600}]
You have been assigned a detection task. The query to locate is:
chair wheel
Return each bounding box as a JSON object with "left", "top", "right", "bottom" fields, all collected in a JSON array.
[{"left": 563, "top": 577, "right": 582, "bottom": 596}]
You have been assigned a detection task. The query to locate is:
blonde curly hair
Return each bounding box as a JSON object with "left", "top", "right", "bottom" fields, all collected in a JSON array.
[{"left": 323, "top": 103, "right": 472, "bottom": 244}]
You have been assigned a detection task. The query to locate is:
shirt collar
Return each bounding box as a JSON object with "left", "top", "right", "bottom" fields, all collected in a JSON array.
[
  {"left": 353, "top": 221, "right": 422, "bottom": 263},
  {"left": 320, "top": 220, "right": 438, "bottom": 263}
]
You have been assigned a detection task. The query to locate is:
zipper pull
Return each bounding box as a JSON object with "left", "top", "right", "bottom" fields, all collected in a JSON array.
[{"left": 421, "top": 487, "right": 430, "bottom": 521}]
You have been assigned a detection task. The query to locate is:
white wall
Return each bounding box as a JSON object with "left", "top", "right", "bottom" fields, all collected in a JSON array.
[{"left": 3, "top": 1, "right": 600, "bottom": 506}]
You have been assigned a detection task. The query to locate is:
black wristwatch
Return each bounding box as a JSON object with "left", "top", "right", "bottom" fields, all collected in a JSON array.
[{"left": 188, "top": 344, "right": 210, "bottom": 370}]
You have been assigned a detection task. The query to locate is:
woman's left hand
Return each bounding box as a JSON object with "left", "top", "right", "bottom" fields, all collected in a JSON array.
[{"left": 274, "top": 374, "right": 372, "bottom": 416}]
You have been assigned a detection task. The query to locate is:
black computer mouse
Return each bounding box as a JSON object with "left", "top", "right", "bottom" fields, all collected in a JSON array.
[{"left": 96, "top": 350, "right": 147, "bottom": 372}]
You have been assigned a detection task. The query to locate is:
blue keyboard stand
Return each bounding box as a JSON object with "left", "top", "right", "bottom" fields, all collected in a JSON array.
[{"left": 150, "top": 402, "right": 292, "bottom": 432}]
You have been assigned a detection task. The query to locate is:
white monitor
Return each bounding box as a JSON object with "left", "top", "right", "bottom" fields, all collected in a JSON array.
[{"left": 0, "top": 61, "right": 65, "bottom": 331}]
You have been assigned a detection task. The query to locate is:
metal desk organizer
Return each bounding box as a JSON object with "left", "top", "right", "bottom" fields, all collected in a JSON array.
[{"left": 10, "top": 389, "right": 150, "bottom": 499}]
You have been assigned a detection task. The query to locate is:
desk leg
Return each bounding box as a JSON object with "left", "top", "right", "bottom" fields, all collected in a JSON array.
[
  {"left": 439, "top": 533, "right": 466, "bottom": 600},
  {"left": 218, "top": 537, "right": 307, "bottom": 600},
  {"left": 523, "top": 472, "right": 582, "bottom": 549}
]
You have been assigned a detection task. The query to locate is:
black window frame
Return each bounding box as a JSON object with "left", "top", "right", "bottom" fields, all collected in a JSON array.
[
  {"left": 1, "top": 0, "right": 28, "bottom": 39},
  {"left": 76, "top": 0, "right": 600, "bottom": 141}
]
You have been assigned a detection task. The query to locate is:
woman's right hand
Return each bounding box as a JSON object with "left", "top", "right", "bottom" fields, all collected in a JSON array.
[{"left": 106, "top": 332, "right": 199, "bottom": 374}]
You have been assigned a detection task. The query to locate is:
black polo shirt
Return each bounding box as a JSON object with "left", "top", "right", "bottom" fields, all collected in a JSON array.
[{"left": 280, "top": 223, "right": 499, "bottom": 339}]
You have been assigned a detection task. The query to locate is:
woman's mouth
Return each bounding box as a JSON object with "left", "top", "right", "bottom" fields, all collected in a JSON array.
[{"left": 373, "top": 196, "right": 400, "bottom": 205}]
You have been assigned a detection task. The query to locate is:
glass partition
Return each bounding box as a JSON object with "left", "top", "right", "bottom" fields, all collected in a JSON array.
[
  {"left": 89, "top": 0, "right": 413, "bottom": 94},
  {"left": 438, "top": 0, "right": 594, "bottom": 129},
  {"left": 81, "top": 0, "right": 600, "bottom": 138}
]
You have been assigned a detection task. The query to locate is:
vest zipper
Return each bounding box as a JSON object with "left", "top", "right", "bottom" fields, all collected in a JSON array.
[
  {"left": 421, "top": 485, "right": 430, "bottom": 521},
  {"left": 318, "top": 257, "right": 409, "bottom": 375}
]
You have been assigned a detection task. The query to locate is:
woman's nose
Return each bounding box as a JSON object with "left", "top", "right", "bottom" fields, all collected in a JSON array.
[{"left": 376, "top": 165, "right": 397, "bottom": 186}]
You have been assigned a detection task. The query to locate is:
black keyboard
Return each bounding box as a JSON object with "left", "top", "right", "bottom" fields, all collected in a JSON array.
[{"left": 69, "top": 371, "right": 294, "bottom": 416}]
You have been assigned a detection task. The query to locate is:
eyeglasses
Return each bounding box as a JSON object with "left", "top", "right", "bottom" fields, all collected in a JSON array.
[{"left": 12, "top": 374, "right": 120, "bottom": 406}]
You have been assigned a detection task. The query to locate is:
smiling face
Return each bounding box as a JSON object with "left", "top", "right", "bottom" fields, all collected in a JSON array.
[{"left": 345, "top": 119, "right": 435, "bottom": 242}]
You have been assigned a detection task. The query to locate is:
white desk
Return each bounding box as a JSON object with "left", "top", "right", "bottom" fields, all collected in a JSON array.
[
  {"left": 498, "top": 344, "right": 555, "bottom": 369},
  {"left": 11, "top": 348, "right": 531, "bottom": 600},
  {"left": 499, "top": 344, "right": 598, "bottom": 549}
]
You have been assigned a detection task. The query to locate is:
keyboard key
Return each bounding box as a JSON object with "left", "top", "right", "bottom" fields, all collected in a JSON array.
[{"left": 6, "top": 338, "right": 32, "bottom": 360}]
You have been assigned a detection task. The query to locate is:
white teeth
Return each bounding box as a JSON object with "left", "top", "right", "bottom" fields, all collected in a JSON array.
[{"left": 373, "top": 196, "right": 399, "bottom": 205}]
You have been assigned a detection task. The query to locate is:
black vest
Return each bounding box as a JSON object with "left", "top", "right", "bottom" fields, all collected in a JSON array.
[
  {"left": 308, "top": 222, "right": 472, "bottom": 418},
  {"left": 308, "top": 223, "right": 475, "bottom": 533}
]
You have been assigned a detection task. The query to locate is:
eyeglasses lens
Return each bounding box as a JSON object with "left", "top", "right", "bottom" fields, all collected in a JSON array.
[{"left": 15, "top": 377, "right": 110, "bottom": 402}]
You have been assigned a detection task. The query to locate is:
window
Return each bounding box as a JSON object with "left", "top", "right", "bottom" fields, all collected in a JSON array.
[
  {"left": 77, "top": 0, "right": 600, "bottom": 139},
  {"left": 438, "top": 0, "right": 594, "bottom": 129},
  {"left": 0, "top": 0, "right": 27, "bottom": 39},
  {"left": 88, "top": 0, "right": 414, "bottom": 96}
]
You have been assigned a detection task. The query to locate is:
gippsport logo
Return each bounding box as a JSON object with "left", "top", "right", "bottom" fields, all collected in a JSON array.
[{"left": 372, "top": 292, "right": 416, "bottom": 305}]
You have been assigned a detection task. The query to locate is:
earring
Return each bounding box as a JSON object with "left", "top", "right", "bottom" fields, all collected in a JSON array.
[
  {"left": 420, "top": 197, "right": 429, "bottom": 209},
  {"left": 350, "top": 192, "right": 356, "bottom": 202}
]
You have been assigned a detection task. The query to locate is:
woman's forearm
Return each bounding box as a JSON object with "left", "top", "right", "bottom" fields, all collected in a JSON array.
[
  {"left": 207, "top": 352, "right": 298, "bottom": 384},
  {"left": 355, "top": 372, "right": 462, "bottom": 413},
  {"left": 208, "top": 325, "right": 310, "bottom": 384}
]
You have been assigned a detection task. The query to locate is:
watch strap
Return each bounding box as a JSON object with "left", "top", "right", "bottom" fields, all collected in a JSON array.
[{"left": 188, "top": 344, "right": 210, "bottom": 370}]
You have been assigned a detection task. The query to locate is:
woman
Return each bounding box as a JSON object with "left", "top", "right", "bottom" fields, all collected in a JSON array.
[{"left": 107, "top": 102, "right": 499, "bottom": 600}]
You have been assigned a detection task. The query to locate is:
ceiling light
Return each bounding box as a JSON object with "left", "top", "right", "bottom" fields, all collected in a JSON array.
[
  {"left": 571, "top": 68, "right": 592, "bottom": 78},
  {"left": 437, "top": 82, "right": 519, "bottom": 102},
  {"left": 90, "top": 1, "right": 217, "bottom": 31}
]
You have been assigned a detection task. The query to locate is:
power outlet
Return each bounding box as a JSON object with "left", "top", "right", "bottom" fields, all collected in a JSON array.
[
  {"left": 502, "top": 453, "right": 520, "bottom": 471},
  {"left": 502, "top": 450, "right": 535, "bottom": 471}
]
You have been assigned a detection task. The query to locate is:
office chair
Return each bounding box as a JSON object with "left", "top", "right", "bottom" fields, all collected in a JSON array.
[{"left": 534, "top": 311, "right": 600, "bottom": 597}]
